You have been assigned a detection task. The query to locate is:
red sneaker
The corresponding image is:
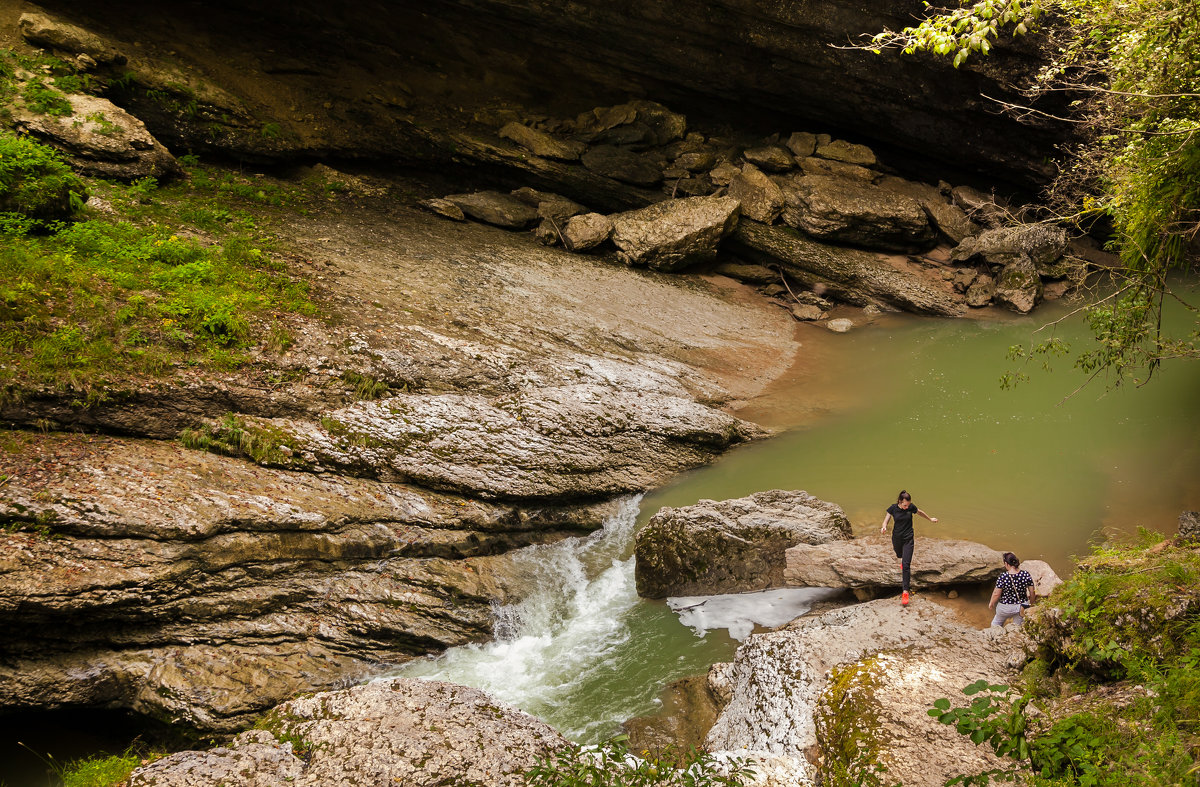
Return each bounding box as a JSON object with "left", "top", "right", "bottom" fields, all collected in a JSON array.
[{"left": 901, "top": 591, "right": 910, "bottom": 606}]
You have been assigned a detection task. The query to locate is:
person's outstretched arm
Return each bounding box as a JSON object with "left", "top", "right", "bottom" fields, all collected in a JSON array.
[
  {"left": 916, "top": 508, "right": 939, "bottom": 523},
  {"left": 880, "top": 513, "right": 893, "bottom": 534}
]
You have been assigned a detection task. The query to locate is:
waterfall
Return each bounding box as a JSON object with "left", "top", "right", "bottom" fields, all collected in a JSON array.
[{"left": 389, "top": 496, "right": 649, "bottom": 740}]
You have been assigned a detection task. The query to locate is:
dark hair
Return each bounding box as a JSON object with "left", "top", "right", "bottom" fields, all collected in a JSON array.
[
  {"left": 897, "top": 490, "right": 911, "bottom": 502},
  {"left": 1003, "top": 552, "right": 1020, "bottom": 568}
]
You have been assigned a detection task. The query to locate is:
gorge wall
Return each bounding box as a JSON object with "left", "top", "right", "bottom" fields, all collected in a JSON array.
[
  {"left": 30, "top": 0, "right": 1066, "bottom": 186},
  {"left": 0, "top": 0, "right": 1074, "bottom": 740}
]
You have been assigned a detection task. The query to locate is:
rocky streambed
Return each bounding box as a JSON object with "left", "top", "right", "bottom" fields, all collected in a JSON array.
[{"left": 0, "top": 2, "right": 1133, "bottom": 783}]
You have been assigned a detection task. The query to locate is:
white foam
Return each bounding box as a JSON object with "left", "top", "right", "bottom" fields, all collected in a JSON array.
[{"left": 667, "top": 587, "right": 844, "bottom": 641}]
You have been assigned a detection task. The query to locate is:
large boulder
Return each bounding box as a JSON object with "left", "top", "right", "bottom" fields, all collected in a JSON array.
[
  {"left": 782, "top": 176, "right": 937, "bottom": 251},
  {"left": 727, "top": 163, "right": 784, "bottom": 223},
  {"left": 18, "top": 12, "right": 126, "bottom": 66},
  {"left": 729, "top": 221, "right": 967, "bottom": 316},
  {"left": 784, "top": 535, "right": 1003, "bottom": 597},
  {"left": 993, "top": 257, "right": 1044, "bottom": 313},
  {"left": 13, "top": 93, "right": 182, "bottom": 181},
  {"left": 705, "top": 597, "right": 1031, "bottom": 782},
  {"left": 634, "top": 489, "right": 852, "bottom": 599},
  {"left": 611, "top": 195, "right": 741, "bottom": 271},
  {"left": 951, "top": 223, "right": 1070, "bottom": 270},
  {"left": 445, "top": 191, "right": 540, "bottom": 228},
  {"left": 1020, "top": 559, "right": 1064, "bottom": 598},
  {"left": 499, "top": 122, "right": 586, "bottom": 160},
  {"left": 876, "top": 176, "right": 980, "bottom": 244},
  {"left": 129, "top": 678, "right": 568, "bottom": 787}
]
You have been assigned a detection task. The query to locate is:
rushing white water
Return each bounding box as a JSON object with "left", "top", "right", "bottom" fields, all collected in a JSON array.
[
  {"left": 389, "top": 496, "right": 647, "bottom": 739},
  {"left": 388, "top": 496, "right": 756, "bottom": 741},
  {"left": 667, "top": 587, "right": 845, "bottom": 641}
]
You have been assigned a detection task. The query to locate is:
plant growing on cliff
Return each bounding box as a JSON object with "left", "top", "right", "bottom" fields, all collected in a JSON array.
[
  {"left": 524, "top": 736, "right": 755, "bottom": 787},
  {"left": 862, "top": 0, "right": 1200, "bottom": 387},
  {"left": 0, "top": 130, "right": 87, "bottom": 220},
  {"left": 933, "top": 537, "right": 1200, "bottom": 785}
]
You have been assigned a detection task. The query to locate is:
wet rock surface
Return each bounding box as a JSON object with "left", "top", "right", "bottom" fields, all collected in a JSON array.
[
  {"left": 634, "top": 490, "right": 852, "bottom": 598},
  {"left": 129, "top": 678, "right": 568, "bottom": 787}
]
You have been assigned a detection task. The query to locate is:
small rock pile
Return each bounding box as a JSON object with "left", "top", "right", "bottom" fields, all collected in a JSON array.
[{"left": 422, "top": 100, "right": 1086, "bottom": 316}]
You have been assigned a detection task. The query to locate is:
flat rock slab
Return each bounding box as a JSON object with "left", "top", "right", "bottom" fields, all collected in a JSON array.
[
  {"left": 784, "top": 534, "right": 1003, "bottom": 591},
  {"left": 635, "top": 489, "right": 851, "bottom": 598},
  {"left": 446, "top": 191, "right": 540, "bottom": 228},
  {"left": 130, "top": 678, "right": 568, "bottom": 787}
]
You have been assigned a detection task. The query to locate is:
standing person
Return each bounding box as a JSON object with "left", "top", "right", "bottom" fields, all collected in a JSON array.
[
  {"left": 989, "top": 552, "right": 1036, "bottom": 627},
  {"left": 879, "top": 490, "right": 938, "bottom": 606}
]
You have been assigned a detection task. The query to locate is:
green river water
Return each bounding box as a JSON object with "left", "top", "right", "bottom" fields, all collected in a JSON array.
[{"left": 395, "top": 294, "right": 1200, "bottom": 742}]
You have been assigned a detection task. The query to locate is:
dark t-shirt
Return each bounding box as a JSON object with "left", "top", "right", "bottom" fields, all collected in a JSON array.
[
  {"left": 887, "top": 502, "right": 919, "bottom": 543},
  {"left": 996, "top": 570, "right": 1034, "bottom": 605}
]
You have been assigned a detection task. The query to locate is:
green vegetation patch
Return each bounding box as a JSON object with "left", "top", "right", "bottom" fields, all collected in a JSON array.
[
  {"left": 0, "top": 145, "right": 319, "bottom": 403},
  {"left": 933, "top": 538, "right": 1200, "bottom": 786},
  {"left": 0, "top": 130, "right": 87, "bottom": 219},
  {"left": 1028, "top": 533, "right": 1200, "bottom": 673},
  {"left": 181, "top": 413, "right": 305, "bottom": 466},
  {"left": 815, "top": 655, "right": 896, "bottom": 787}
]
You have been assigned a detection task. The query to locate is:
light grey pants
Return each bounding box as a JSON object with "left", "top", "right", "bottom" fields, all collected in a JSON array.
[{"left": 991, "top": 602, "right": 1024, "bottom": 627}]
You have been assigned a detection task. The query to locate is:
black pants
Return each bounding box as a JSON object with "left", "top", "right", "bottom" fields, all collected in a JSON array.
[{"left": 893, "top": 539, "right": 914, "bottom": 592}]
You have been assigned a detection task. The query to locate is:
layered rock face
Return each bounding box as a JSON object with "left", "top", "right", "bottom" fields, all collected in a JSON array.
[{"left": 0, "top": 203, "right": 797, "bottom": 729}]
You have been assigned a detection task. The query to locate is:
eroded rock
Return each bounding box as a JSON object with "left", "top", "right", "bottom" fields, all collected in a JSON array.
[
  {"left": 705, "top": 597, "right": 1032, "bottom": 784},
  {"left": 743, "top": 145, "right": 794, "bottom": 172},
  {"left": 728, "top": 163, "right": 785, "bottom": 223},
  {"left": 562, "top": 212, "right": 614, "bottom": 251},
  {"left": 993, "top": 257, "right": 1044, "bottom": 313},
  {"left": 499, "top": 121, "right": 587, "bottom": 160},
  {"left": 446, "top": 191, "right": 541, "bottom": 228},
  {"left": 18, "top": 12, "right": 126, "bottom": 66},
  {"left": 814, "top": 139, "right": 876, "bottom": 166},
  {"left": 634, "top": 489, "right": 851, "bottom": 598},
  {"left": 129, "top": 678, "right": 568, "bottom": 787},
  {"left": 730, "top": 221, "right": 967, "bottom": 316},
  {"left": 581, "top": 145, "right": 664, "bottom": 186},
  {"left": 611, "top": 195, "right": 740, "bottom": 271},
  {"left": 14, "top": 93, "right": 182, "bottom": 181}
]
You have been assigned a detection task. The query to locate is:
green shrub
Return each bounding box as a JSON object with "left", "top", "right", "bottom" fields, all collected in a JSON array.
[{"left": 0, "top": 131, "right": 87, "bottom": 219}]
